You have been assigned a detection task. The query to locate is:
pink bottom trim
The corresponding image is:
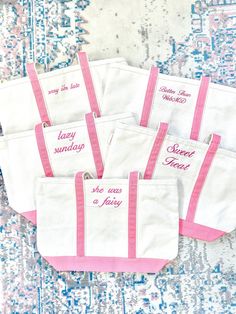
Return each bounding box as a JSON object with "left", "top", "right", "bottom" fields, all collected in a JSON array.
[
  {"left": 179, "top": 219, "right": 225, "bottom": 242},
  {"left": 21, "top": 210, "right": 37, "bottom": 225},
  {"left": 43, "top": 255, "right": 169, "bottom": 272}
]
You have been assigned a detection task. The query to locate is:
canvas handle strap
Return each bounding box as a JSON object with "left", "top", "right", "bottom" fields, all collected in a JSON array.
[
  {"left": 128, "top": 171, "right": 139, "bottom": 259},
  {"left": 35, "top": 123, "right": 54, "bottom": 177},
  {"left": 85, "top": 112, "right": 104, "bottom": 179},
  {"left": 186, "top": 134, "right": 221, "bottom": 223},
  {"left": 27, "top": 52, "right": 101, "bottom": 125},
  {"left": 26, "top": 64, "right": 52, "bottom": 125},
  {"left": 75, "top": 171, "right": 86, "bottom": 257},
  {"left": 140, "top": 66, "right": 159, "bottom": 127},
  {"left": 144, "top": 122, "right": 168, "bottom": 179},
  {"left": 190, "top": 76, "right": 211, "bottom": 141},
  {"left": 77, "top": 52, "right": 101, "bottom": 117}
]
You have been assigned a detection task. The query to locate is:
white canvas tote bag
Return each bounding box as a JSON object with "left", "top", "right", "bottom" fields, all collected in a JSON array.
[
  {"left": 0, "top": 52, "right": 127, "bottom": 134},
  {"left": 0, "top": 112, "right": 136, "bottom": 224},
  {"left": 103, "top": 123, "right": 236, "bottom": 241},
  {"left": 102, "top": 64, "right": 236, "bottom": 152},
  {"left": 35, "top": 171, "right": 179, "bottom": 272}
]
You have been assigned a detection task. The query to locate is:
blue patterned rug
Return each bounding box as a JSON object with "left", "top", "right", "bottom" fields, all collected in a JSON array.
[{"left": 1, "top": 1, "right": 236, "bottom": 313}]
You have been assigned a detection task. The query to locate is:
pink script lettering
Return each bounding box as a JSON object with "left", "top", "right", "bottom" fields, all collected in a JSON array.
[
  {"left": 57, "top": 130, "right": 76, "bottom": 141},
  {"left": 98, "top": 196, "right": 122, "bottom": 208},
  {"left": 162, "top": 156, "right": 190, "bottom": 171},
  {"left": 167, "top": 143, "right": 195, "bottom": 158},
  {"left": 91, "top": 185, "right": 104, "bottom": 193}
]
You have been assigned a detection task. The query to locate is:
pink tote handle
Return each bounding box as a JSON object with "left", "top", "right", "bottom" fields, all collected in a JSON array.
[
  {"left": 186, "top": 134, "right": 221, "bottom": 222},
  {"left": 140, "top": 66, "right": 159, "bottom": 127},
  {"left": 190, "top": 76, "right": 211, "bottom": 141},
  {"left": 75, "top": 172, "right": 86, "bottom": 257},
  {"left": 144, "top": 122, "right": 168, "bottom": 179},
  {"left": 27, "top": 64, "right": 51, "bottom": 125},
  {"left": 85, "top": 113, "right": 104, "bottom": 178},
  {"left": 35, "top": 123, "right": 54, "bottom": 177},
  {"left": 128, "top": 171, "right": 139, "bottom": 259}
]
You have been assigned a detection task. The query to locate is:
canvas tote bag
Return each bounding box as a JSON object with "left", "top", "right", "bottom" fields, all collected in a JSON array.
[
  {"left": 101, "top": 64, "right": 236, "bottom": 152},
  {"left": 35, "top": 171, "right": 179, "bottom": 272},
  {"left": 0, "top": 112, "right": 136, "bottom": 224},
  {"left": 103, "top": 122, "right": 236, "bottom": 241},
  {"left": 0, "top": 52, "right": 127, "bottom": 134}
]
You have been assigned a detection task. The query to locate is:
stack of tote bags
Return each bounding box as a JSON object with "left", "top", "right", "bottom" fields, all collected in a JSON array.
[{"left": 0, "top": 52, "right": 236, "bottom": 273}]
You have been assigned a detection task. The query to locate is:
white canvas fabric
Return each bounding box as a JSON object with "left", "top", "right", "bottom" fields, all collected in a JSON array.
[
  {"left": 103, "top": 123, "right": 236, "bottom": 241},
  {"left": 0, "top": 113, "right": 136, "bottom": 224},
  {"left": 0, "top": 52, "right": 127, "bottom": 134},
  {"left": 35, "top": 172, "right": 179, "bottom": 272},
  {"left": 101, "top": 64, "right": 236, "bottom": 152}
]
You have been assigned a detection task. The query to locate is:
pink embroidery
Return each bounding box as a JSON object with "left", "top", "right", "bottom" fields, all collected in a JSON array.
[
  {"left": 70, "top": 82, "right": 80, "bottom": 89},
  {"left": 48, "top": 82, "right": 80, "bottom": 96},
  {"left": 48, "top": 88, "right": 59, "bottom": 95},
  {"left": 98, "top": 196, "right": 123, "bottom": 208},
  {"left": 57, "top": 130, "right": 76, "bottom": 141},
  {"left": 159, "top": 86, "right": 191, "bottom": 104},
  {"left": 54, "top": 130, "right": 85, "bottom": 154},
  {"left": 91, "top": 185, "right": 123, "bottom": 207},
  {"left": 108, "top": 188, "right": 122, "bottom": 193},
  {"left": 91, "top": 186, "right": 122, "bottom": 194},
  {"left": 54, "top": 143, "right": 85, "bottom": 154},
  {"left": 91, "top": 185, "right": 104, "bottom": 193},
  {"left": 162, "top": 143, "right": 195, "bottom": 171},
  {"left": 162, "top": 156, "right": 190, "bottom": 171},
  {"left": 167, "top": 143, "right": 195, "bottom": 158},
  {"left": 178, "top": 90, "right": 191, "bottom": 97},
  {"left": 159, "top": 86, "right": 175, "bottom": 94},
  {"left": 162, "top": 94, "right": 186, "bottom": 103}
]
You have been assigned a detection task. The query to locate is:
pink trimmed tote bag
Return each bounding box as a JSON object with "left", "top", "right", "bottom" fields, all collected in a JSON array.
[
  {"left": 35, "top": 172, "right": 179, "bottom": 272},
  {"left": 102, "top": 64, "right": 236, "bottom": 152},
  {"left": 0, "top": 113, "right": 136, "bottom": 224},
  {"left": 0, "top": 52, "right": 126, "bottom": 134},
  {"left": 103, "top": 123, "right": 236, "bottom": 241}
]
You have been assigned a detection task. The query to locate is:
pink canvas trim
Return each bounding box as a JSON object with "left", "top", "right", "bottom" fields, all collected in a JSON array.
[
  {"left": 75, "top": 172, "right": 85, "bottom": 257},
  {"left": 26, "top": 63, "right": 51, "bottom": 125},
  {"left": 78, "top": 52, "right": 101, "bottom": 117},
  {"left": 128, "top": 172, "right": 139, "bottom": 259},
  {"left": 43, "top": 255, "right": 169, "bottom": 272},
  {"left": 85, "top": 113, "right": 104, "bottom": 178},
  {"left": 186, "top": 134, "right": 221, "bottom": 223},
  {"left": 140, "top": 66, "right": 159, "bottom": 127},
  {"left": 179, "top": 219, "right": 225, "bottom": 242},
  {"left": 190, "top": 76, "right": 210, "bottom": 140},
  {"left": 35, "top": 123, "right": 54, "bottom": 177},
  {"left": 144, "top": 123, "right": 168, "bottom": 179},
  {"left": 21, "top": 210, "right": 37, "bottom": 225}
]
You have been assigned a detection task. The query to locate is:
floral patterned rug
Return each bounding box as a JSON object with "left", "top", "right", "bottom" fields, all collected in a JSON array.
[{"left": 1, "top": 1, "right": 236, "bottom": 313}]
